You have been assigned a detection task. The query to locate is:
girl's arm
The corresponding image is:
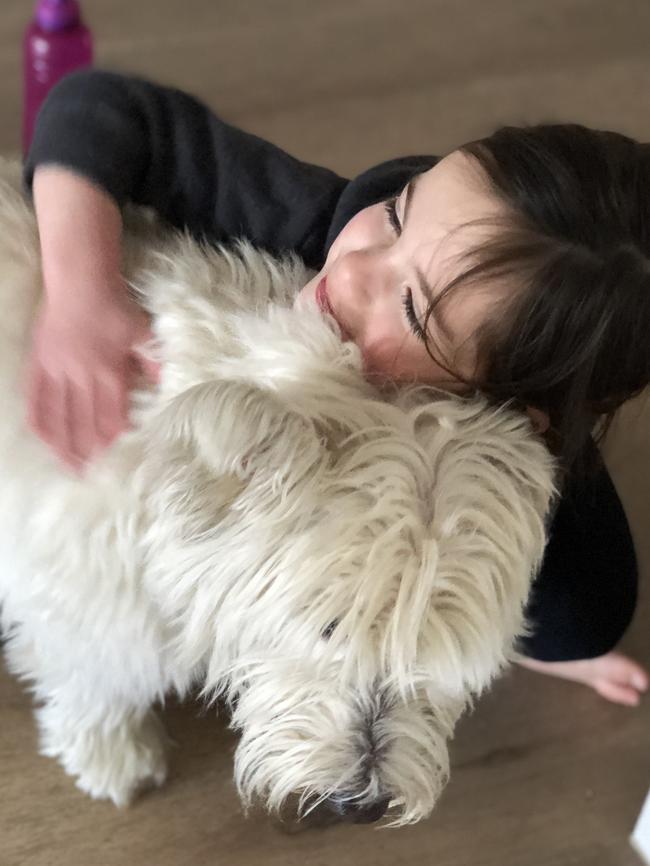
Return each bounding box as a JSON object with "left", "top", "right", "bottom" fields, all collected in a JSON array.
[
  {"left": 23, "top": 69, "right": 349, "bottom": 470},
  {"left": 24, "top": 69, "right": 348, "bottom": 268},
  {"left": 27, "top": 166, "right": 158, "bottom": 471}
]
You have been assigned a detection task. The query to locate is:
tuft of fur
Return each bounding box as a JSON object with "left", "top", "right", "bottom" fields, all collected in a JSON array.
[{"left": 0, "top": 159, "right": 556, "bottom": 826}]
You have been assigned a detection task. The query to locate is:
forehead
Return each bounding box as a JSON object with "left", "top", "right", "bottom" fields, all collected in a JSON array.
[
  {"left": 406, "top": 151, "right": 503, "bottom": 257},
  {"left": 404, "top": 152, "right": 508, "bottom": 360}
]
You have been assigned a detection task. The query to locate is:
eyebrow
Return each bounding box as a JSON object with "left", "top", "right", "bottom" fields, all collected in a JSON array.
[{"left": 402, "top": 173, "right": 455, "bottom": 345}]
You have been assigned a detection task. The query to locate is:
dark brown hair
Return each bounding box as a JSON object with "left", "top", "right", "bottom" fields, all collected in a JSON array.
[{"left": 420, "top": 123, "right": 650, "bottom": 483}]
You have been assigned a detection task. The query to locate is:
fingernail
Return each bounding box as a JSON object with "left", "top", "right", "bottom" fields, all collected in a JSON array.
[{"left": 632, "top": 674, "right": 648, "bottom": 691}]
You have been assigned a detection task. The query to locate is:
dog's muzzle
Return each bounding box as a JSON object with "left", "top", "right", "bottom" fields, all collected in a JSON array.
[
  {"left": 324, "top": 794, "right": 392, "bottom": 824},
  {"left": 274, "top": 792, "right": 392, "bottom": 832}
]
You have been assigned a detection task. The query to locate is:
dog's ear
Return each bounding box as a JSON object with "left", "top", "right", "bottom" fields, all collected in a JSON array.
[
  {"left": 139, "top": 379, "right": 324, "bottom": 544},
  {"left": 145, "top": 379, "right": 320, "bottom": 477}
]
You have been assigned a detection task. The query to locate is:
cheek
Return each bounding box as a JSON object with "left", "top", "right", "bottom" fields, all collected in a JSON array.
[{"left": 359, "top": 331, "right": 422, "bottom": 380}]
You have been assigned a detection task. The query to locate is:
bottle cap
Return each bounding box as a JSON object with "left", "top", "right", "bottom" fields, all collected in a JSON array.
[{"left": 35, "top": 0, "right": 82, "bottom": 32}]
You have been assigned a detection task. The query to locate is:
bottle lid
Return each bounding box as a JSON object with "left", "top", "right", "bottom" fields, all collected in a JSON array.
[{"left": 35, "top": 0, "right": 82, "bottom": 32}]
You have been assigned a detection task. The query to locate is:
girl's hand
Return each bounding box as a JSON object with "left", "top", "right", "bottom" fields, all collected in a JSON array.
[{"left": 25, "top": 284, "right": 160, "bottom": 473}]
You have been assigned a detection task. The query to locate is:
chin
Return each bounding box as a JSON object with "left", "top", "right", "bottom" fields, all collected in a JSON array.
[{"left": 293, "top": 272, "right": 320, "bottom": 307}]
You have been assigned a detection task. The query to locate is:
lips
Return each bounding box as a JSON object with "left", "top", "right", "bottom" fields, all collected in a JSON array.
[{"left": 316, "top": 277, "right": 351, "bottom": 340}]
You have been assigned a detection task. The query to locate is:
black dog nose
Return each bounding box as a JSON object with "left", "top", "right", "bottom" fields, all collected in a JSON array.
[{"left": 325, "top": 795, "right": 391, "bottom": 824}]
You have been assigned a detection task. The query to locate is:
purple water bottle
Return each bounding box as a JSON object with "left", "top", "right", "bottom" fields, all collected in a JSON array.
[{"left": 23, "top": 0, "right": 93, "bottom": 155}]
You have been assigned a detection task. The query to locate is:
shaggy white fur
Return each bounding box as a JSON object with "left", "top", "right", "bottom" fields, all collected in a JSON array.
[{"left": 0, "top": 159, "right": 556, "bottom": 827}]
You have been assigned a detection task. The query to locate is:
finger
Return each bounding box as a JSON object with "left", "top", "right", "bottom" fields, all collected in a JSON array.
[
  {"left": 131, "top": 335, "right": 161, "bottom": 384},
  {"left": 25, "top": 363, "right": 47, "bottom": 438},
  {"left": 59, "top": 376, "right": 88, "bottom": 468},
  {"left": 37, "top": 374, "right": 79, "bottom": 471},
  {"left": 66, "top": 375, "right": 100, "bottom": 465},
  {"left": 94, "top": 369, "right": 130, "bottom": 445},
  {"left": 136, "top": 353, "right": 162, "bottom": 384}
]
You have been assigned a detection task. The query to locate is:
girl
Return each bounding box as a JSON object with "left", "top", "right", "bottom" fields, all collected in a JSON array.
[{"left": 24, "top": 69, "right": 649, "bottom": 705}]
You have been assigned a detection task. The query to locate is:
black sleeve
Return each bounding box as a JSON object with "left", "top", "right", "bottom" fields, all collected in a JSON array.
[
  {"left": 324, "top": 154, "right": 439, "bottom": 254},
  {"left": 23, "top": 69, "right": 349, "bottom": 269}
]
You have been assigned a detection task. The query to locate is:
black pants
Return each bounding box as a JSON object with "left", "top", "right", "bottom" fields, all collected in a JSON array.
[{"left": 515, "top": 440, "right": 639, "bottom": 662}]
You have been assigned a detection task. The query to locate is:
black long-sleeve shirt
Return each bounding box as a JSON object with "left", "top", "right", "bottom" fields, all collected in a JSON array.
[{"left": 23, "top": 69, "right": 439, "bottom": 271}]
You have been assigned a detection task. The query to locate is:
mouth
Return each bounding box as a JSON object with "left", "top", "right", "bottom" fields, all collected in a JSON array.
[{"left": 315, "top": 276, "right": 352, "bottom": 341}]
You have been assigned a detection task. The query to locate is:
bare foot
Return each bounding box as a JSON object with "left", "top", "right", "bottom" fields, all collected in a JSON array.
[{"left": 514, "top": 650, "right": 649, "bottom": 707}]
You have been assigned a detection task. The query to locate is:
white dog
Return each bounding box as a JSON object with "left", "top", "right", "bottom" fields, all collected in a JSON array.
[{"left": 0, "top": 160, "right": 555, "bottom": 827}]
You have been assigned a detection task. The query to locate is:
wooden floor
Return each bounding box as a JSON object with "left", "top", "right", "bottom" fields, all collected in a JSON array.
[{"left": 1, "top": 1, "right": 649, "bottom": 864}]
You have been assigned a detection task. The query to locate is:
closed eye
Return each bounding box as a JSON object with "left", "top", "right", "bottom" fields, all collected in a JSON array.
[
  {"left": 384, "top": 195, "right": 402, "bottom": 236},
  {"left": 401, "top": 289, "right": 427, "bottom": 341},
  {"left": 383, "top": 196, "right": 428, "bottom": 343}
]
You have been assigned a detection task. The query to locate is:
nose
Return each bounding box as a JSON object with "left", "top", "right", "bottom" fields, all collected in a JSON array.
[
  {"left": 334, "top": 248, "right": 392, "bottom": 308},
  {"left": 325, "top": 795, "right": 391, "bottom": 824}
]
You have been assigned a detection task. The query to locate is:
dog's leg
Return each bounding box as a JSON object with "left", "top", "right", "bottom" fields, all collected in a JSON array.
[
  {"left": 35, "top": 697, "right": 169, "bottom": 807},
  {"left": 4, "top": 624, "right": 171, "bottom": 807}
]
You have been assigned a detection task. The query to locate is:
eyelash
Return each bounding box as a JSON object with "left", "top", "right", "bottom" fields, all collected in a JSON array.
[
  {"left": 383, "top": 196, "right": 427, "bottom": 342},
  {"left": 402, "top": 289, "right": 426, "bottom": 341},
  {"left": 384, "top": 195, "right": 402, "bottom": 236}
]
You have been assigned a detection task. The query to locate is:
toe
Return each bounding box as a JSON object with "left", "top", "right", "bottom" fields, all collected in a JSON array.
[
  {"left": 602, "top": 653, "right": 649, "bottom": 692},
  {"left": 594, "top": 678, "right": 641, "bottom": 707}
]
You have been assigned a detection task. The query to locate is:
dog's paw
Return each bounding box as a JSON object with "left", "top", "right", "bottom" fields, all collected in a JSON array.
[
  {"left": 38, "top": 708, "right": 170, "bottom": 807},
  {"left": 74, "top": 729, "right": 169, "bottom": 807}
]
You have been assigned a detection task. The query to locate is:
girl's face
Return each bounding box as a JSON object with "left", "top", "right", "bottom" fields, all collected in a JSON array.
[{"left": 296, "top": 150, "right": 506, "bottom": 390}]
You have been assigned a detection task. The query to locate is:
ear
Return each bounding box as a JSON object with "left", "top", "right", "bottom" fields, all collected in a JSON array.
[
  {"left": 147, "top": 379, "right": 318, "bottom": 476},
  {"left": 525, "top": 405, "right": 550, "bottom": 435}
]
